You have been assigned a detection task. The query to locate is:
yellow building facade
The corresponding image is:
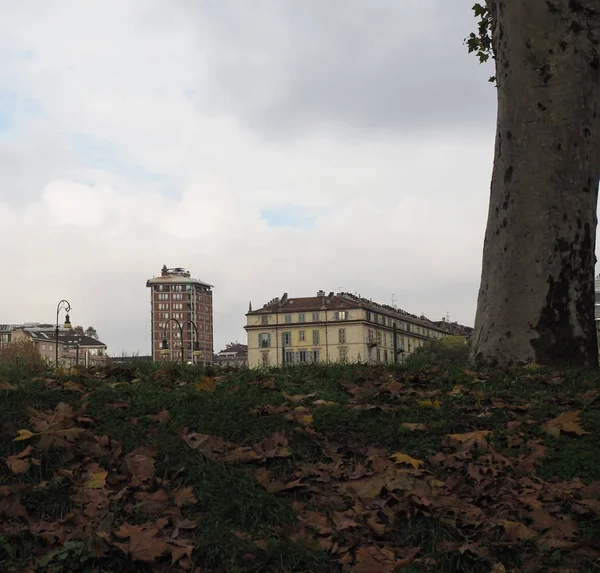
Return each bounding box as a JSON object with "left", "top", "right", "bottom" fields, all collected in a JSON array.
[{"left": 245, "top": 291, "right": 456, "bottom": 368}]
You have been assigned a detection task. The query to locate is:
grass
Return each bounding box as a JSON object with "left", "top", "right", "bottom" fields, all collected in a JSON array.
[{"left": 0, "top": 355, "right": 599, "bottom": 572}]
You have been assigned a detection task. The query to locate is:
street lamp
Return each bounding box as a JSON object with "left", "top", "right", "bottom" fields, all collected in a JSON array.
[
  {"left": 55, "top": 300, "right": 72, "bottom": 366},
  {"left": 160, "top": 318, "right": 202, "bottom": 365}
]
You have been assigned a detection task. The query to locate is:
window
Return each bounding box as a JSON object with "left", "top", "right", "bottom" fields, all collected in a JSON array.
[
  {"left": 173, "top": 293, "right": 183, "bottom": 301},
  {"left": 339, "top": 347, "right": 348, "bottom": 362},
  {"left": 298, "top": 330, "right": 306, "bottom": 342},
  {"left": 285, "top": 350, "right": 295, "bottom": 364},
  {"left": 384, "top": 350, "right": 388, "bottom": 364},
  {"left": 376, "top": 348, "right": 381, "bottom": 362},
  {"left": 377, "top": 331, "right": 382, "bottom": 346},
  {"left": 162, "top": 312, "right": 169, "bottom": 320},
  {"left": 285, "top": 314, "right": 292, "bottom": 323},
  {"left": 258, "top": 333, "right": 271, "bottom": 348},
  {"left": 312, "top": 312, "right": 320, "bottom": 321},
  {"left": 298, "top": 313, "right": 306, "bottom": 322},
  {"left": 282, "top": 332, "right": 292, "bottom": 346},
  {"left": 384, "top": 333, "right": 387, "bottom": 347},
  {"left": 311, "top": 349, "right": 320, "bottom": 363},
  {"left": 298, "top": 350, "right": 308, "bottom": 363},
  {"left": 312, "top": 330, "right": 320, "bottom": 345},
  {"left": 158, "top": 293, "right": 168, "bottom": 301},
  {"left": 366, "top": 311, "right": 372, "bottom": 321},
  {"left": 338, "top": 328, "right": 346, "bottom": 344},
  {"left": 42, "top": 344, "right": 46, "bottom": 351},
  {"left": 261, "top": 315, "right": 269, "bottom": 325},
  {"left": 373, "top": 313, "right": 378, "bottom": 324},
  {"left": 335, "top": 311, "right": 347, "bottom": 321},
  {"left": 48, "top": 345, "right": 53, "bottom": 352},
  {"left": 406, "top": 323, "right": 411, "bottom": 332}
]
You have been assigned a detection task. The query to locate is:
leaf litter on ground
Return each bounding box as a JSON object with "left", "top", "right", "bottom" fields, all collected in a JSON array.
[{"left": 0, "top": 361, "right": 599, "bottom": 572}]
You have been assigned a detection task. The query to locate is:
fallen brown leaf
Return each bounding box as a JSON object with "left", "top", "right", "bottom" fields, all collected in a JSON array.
[{"left": 542, "top": 410, "right": 588, "bottom": 437}]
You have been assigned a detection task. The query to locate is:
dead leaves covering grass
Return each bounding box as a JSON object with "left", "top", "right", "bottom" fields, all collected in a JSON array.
[
  {"left": 1, "top": 364, "right": 599, "bottom": 573},
  {"left": 2, "top": 401, "right": 197, "bottom": 572}
]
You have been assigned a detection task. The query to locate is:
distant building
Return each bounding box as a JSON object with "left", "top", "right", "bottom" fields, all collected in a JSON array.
[
  {"left": 215, "top": 342, "right": 248, "bottom": 367},
  {"left": 431, "top": 319, "right": 473, "bottom": 338},
  {"left": 0, "top": 323, "right": 46, "bottom": 349},
  {"left": 3, "top": 325, "right": 107, "bottom": 366},
  {"left": 146, "top": 265, "right": 214, "bottom": 364},
  {"left": 245, "top": 291, "right": 466, "bottom": 368}
]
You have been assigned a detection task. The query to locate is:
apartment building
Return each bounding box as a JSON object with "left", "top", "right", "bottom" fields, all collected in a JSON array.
[
  {"left": 1, "top": 323, "right": 107, "bottom": 366},
  {"left": 146, "top": 265, "right": 214, "bottom": 363},
  {"left": 215, "top": 342, "right": 248, "bottom": 367},
  {"left": 245, "top": 291, "right": 463, "bottom": 368}
]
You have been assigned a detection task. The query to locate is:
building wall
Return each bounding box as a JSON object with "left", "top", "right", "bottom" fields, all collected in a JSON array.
[
  {"left": 246, "top": 306, "right": 443, "bottom": 368},
  {"left": 149, "top": 281, "right": 214, "bottom": 363},
  {"left": 6, "top": 329, "right": 106, "bottom": 365}
]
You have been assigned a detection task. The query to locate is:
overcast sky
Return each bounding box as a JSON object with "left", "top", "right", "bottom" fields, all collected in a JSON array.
[{"left": 0, "top": 0, "right": 499, "bottom": 355}]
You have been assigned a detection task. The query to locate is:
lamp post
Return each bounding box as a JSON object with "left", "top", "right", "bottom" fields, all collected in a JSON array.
[
  {"left": 159, "top": 318, "right": 202, "bottom": 365},
  {"left": 55, "top": 300, "right": 72, "bottom": 366}
]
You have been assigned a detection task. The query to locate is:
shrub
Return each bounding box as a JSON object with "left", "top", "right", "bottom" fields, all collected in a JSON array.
[
  {"left": 405, "top": 335, "right": 470, "bottom": 369},
  {"left": 0, "top": 339, "right": 47, "bottom": 378}
]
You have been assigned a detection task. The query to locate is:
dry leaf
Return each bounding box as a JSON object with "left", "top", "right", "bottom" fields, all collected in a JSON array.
[
  {"left": 542, "top": 410, "right": 588, "bottom": 437},
  {"left": 174, "top": 486, "right": 197, "bottom": 507},
  {"left": 366, "top": 515, "right": 386, "bottom": 536},
  {"left": 6, "top": 458, "right": 30, "bottom": 474},
  {"left": 282, "top": 391, "right": 317, "bottom": 403},
  {"left": 417, "top": 399, "right": 440, "bottom": 409},
  {"left": 13, "top": 429, "right": 35, "bottom": 441},
  {"left": 390, "top": 452, "right": 425, "bottom": 470},
  {"left": 447, "top": 430, "right": 493, "bottom": 451},
  {"left": 146, "top": 409, "right": 169, "bottom": 422},
  {"left": 84, "top": 471, "right": 108, "bottom": 489},
  {"left": 114, "top": 523, "right": 169, "bottom": 563},
  {"left": 194, "top": 376, "right": 216, "bottom": 392},
  {"left": 401, "top": 422, "right": 427, "bottom": 431},
  {"left": 502, "top": 520, "right": 536, "bottom": 541}
]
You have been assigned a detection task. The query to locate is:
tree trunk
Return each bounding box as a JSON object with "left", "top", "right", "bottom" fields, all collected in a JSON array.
[{"left": 470, "top": 0, "right": 600, "bottom": 368}]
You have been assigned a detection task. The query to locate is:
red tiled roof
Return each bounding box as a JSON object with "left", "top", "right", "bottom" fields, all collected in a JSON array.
[
  {"left": 248, "top": 295, "right": 356, "bottom": 314},
  {"left": 248, "top": 292, "right": 472, "bottom": 333}
]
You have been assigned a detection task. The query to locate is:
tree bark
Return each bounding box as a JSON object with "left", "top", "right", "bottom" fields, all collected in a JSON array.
[{"left": 470, "top": 0, "right": 600, "bottom": 367}]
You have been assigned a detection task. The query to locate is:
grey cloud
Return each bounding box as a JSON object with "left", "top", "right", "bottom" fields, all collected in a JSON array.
[
  {"left": 188, "top": 0, "right": 497, "bottom": 138},
  {"left": 0, "top": 128, "right": 76, "bottom": 206}
]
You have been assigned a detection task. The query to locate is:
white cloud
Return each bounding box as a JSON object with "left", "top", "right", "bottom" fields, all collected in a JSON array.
[{"left": 0, "top": 0, "right": 503, "bottom": 354}]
